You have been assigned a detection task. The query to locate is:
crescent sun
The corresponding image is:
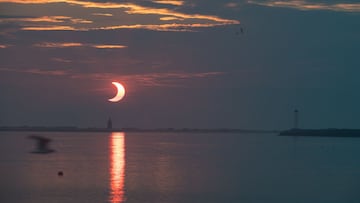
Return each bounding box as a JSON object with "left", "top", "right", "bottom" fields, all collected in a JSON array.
[{"left": 108, "top": 82, "right": 125, "bottom": 102}]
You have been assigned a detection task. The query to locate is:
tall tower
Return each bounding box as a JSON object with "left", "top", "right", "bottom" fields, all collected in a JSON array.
[
  {"left": 107, "top": 117, "right": 113, "bottom": 129},
  {"left": 294, "top": 109, "right": 299, "bottom": 129}
]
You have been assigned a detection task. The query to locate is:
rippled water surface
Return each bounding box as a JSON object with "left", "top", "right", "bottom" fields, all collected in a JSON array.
[{"left": 1, "top": 132, "right": 360, "bottom": 203}]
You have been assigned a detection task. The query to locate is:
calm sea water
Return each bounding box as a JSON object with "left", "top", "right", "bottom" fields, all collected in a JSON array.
[{"left": 1, "top": 132, "right": 360, "bottom": 203}]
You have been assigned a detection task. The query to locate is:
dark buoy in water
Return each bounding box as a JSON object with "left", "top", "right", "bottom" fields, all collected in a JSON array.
[{"left": 58, "top": 171, "right": 64, "bottom": 177}]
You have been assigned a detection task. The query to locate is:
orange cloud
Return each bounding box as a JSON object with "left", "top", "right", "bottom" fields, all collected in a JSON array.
[
  {"left": 70, "top": 18, "right": 92, "bottom": 24},
  {"left": 152, "top": 0, "right": 184, "bottom": 6},
  {"left": 92, "top": 13, "right": 113, "bottom": 17},
  {"left": 33, "top": 42, "right": 127, "bottom": 49},
  {"left": 160, "top": 17, "right": 183, "bottom": 21},
  {"left": 92, "top": 45, "right": 127, "bottom": 49},
  {"left": 22, "top": 26, "right": 76, "bottom": 31},
  {"left": 94, "top": 23, "right": 229, "bottom": 32},
  {"left": 22, "top": 22, "right": 230, "bottom": 32},
  {"left": 0, "top": 0, "right": 124, "bottom": 8},
  {"left": 1, "top": 0, "right": 239, "bottom": 32},
  {"left": 0, "top": 16, "right": 69, "bottom": 23},
  {"left": 123, "top": 5, "right": 238, "bottom": 24},
  {"left": 0, "top": 16, "right": 92, "bottom": 25},
  {"left": 34, "top": 42, "right": 83, "bottom": 47}
]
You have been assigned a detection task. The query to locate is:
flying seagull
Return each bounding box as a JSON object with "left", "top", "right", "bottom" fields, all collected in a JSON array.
[{"left": 28, "top": 135, "right": 55, "bottom": 154}]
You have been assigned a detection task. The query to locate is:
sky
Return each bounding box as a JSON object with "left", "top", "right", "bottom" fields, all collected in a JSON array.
[{"left": 0, "top": 0, "right": 359, "bottom": 130}]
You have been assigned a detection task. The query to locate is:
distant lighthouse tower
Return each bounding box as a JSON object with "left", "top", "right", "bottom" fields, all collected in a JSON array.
[
  {"left": 107, "top": 117, "right": 113, "bottom": 129},
  {"left": 294, "top": 109, "right": 299, "bottom": 129}
]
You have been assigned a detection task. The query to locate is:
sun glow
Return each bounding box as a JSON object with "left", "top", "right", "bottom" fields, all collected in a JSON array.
[{"left": 109, "top": 132, "right": 125, "bottom": 203}]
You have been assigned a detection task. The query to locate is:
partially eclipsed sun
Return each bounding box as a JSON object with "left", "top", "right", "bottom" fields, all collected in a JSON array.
[{"left": 109, "top": 82, "right": 125, "bottom": 102}]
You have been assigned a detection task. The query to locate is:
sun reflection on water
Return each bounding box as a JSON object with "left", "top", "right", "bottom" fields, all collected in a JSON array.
[{"left": 109, "top": 132, "right": 125, "bottom": 203}]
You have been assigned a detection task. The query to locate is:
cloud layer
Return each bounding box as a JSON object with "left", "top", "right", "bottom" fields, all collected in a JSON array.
[
  {"left": 248, "top": 0, "right": 360, "bottom": 12},
  {"left": 0, "top": 0, "right": 240, "bottom": 32},
  {"left": 0, "top": 67, "right": 224, "bottom": 87},
  {"left": 33, "top": 42, "right": 127, "bottom": 49}
]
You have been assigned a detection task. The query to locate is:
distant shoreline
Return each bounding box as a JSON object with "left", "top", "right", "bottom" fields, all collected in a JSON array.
[
  {"left": 0, "top": 126, "right": 278, "bottom": 134},
  {"left": 279, "top": 128, "right": 360, "bottom": 137}
]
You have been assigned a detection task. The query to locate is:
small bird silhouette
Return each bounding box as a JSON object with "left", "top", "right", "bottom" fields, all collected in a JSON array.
[
  {"left": 28, "top": 135, "right": 55, "bottom": 154},
  {"left": 236, "top": 26, "right": 244, "bottom": 36}
]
